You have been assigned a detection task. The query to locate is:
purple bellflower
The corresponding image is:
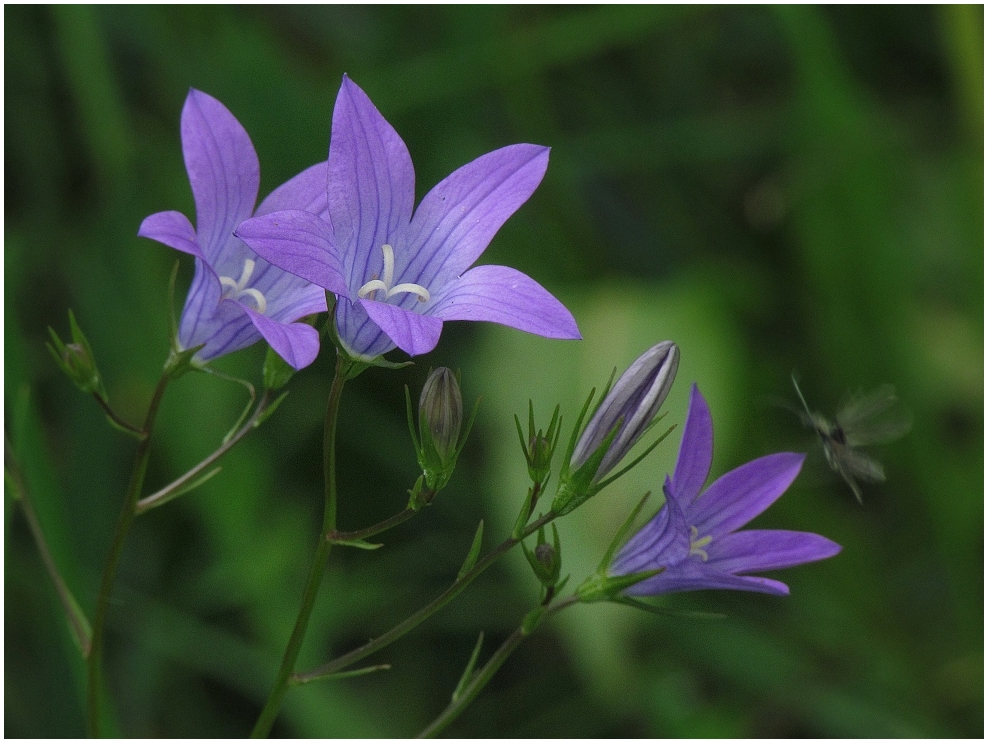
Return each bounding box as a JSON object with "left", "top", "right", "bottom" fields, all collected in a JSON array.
[
  {"left": 236, "top": 75, "right": 581, "bottom": 360},
  {"left": 139, "top": 89, "right": 338, "bottom": 370},
  {"left": 611, "top": 383, "right": 841, "bottom": 596}
]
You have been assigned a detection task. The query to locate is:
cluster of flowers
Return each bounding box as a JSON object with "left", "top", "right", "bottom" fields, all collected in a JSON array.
[
  {"left": 143, "top": 77, "right": 839, "bottom": 599},
  {"left": 141, "top": 76, "right": 579, "bottom": 370}
]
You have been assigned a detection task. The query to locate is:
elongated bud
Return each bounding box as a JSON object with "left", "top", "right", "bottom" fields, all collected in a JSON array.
[
  {"left": 420, "top": 367, "right": 462, "bottom": 463},
  {"left": 573, "top": 341, "right": 679, "bottom": 478},
  {"left": 407, "top": 368, "right": 477, "bottom": 505},
  {"left": 553, "top": 341, "right": 679, "bottom": 515},
  {"left": 522, "top": 524, "right": 563, "bottom": 588}
]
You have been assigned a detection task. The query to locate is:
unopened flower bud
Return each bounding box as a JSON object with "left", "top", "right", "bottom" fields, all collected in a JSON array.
[
  {"left": 47, "top": 311, "right": 105, "bottom": 396},
  {"left": 419, "top": 367, "right": 462, "bottom": 463},
  {"left": 553, "top": 341, "right": 679, "bottom": 515},
  {"left": 522, "top": 524, "right": 562, "bottom": 588}
]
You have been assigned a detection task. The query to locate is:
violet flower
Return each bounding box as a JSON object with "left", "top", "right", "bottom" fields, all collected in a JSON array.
[
  {"left": 611, "top": 384, "right": 841, "bottom": 596},
  {"left": 237, "top": 75, "right": 580, "bottom": 360},
  {"left": 139, "top": 89, "right": 340, "bottom": 370}
]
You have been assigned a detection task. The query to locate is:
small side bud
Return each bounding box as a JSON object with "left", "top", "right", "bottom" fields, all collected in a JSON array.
[
  {"left": 522, "top": 524, "right": 562, "bottom": 589},
  {"left": 46, "top": 311, "right": 105, "bottom": 396},
  {"left": 515, "top": 402, "right": 561, "bottom": 486}
]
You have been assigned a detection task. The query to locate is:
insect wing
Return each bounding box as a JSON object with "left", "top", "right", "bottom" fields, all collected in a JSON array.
[
  {"left": 836, "top": 385, "right": 912, "bottom": 447},
  {"left": 825, "top": 438, "right": 886, "bottom": 503}
]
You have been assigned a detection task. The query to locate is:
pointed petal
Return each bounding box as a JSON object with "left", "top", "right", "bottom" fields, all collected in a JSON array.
[
  {"left": 612, "top": 495, "right": 690, "bottom": 576},
  {"left": 405, "top": 144, "right": 550, "bottom": 290},
  {"left": 359, "top": 299, "right": 443, "bottom": 357},
  {"left": 707, "top": 529, "right": 842, "bottom": 574},
  {"left": 178, "top": 260, "right": 260, "bottom": 361},
  {"left": 430, "top": 265, "right": 580, "bottom": 339},
  {"left": 241, "top": 305, "right": 320, "bottom": 370},
  {"left": 256, "top": 161, "right": 330, "bottom": 219},
  {"left": 669, "top": 384, "right": 714, "bottom": 504},
  {"left": 625, "top": 560, "right": 791, "bottom": 597},
  {"left": 236, "top": 210, "right": 348, "bottom": 296},
  {"left": 181, "top": 89, "right": 259, "bottom": 263},
  {"left": 329, "top": 76, "right": 414, "bottom": 287},
  {"left": 138, "top": 210, "right": 204, "bottom": 259},
  {"left": 691, "top": 452, "right": 806, "bottom": 539}
]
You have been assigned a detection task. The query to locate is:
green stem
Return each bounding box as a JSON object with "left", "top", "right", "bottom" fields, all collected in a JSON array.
[
  {"left": 135, "top": 390, "right": 273, "bottom": 514},
  {"left": 250, "top": 353, "right": 347, "bottom": 738},
  {"left": 293, "top": 511, "right": 557, "bottom": 685},
  {"left": 416, "top": 596, "right": 579, "bottom": 738},
  {"left": 87, "top": 373, "right": 171, "bottom": 737},
  {"left": 4, "top": 435, "right": 92, "bottom": 656}
]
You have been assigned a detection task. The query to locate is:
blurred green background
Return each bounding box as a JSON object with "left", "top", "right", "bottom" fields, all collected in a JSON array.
[{"left": 5, "top": 5, "right": 982, "bottom": 737}]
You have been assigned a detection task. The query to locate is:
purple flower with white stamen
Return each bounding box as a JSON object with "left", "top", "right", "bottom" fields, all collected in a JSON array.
[
  {"left": 611, "top": 384, "right": 841, "bottom": 596},
  {"left": 139, "top": 89, "right": 341, "bottom": 369},
  {"left": 236, "top": 75, "right": 580, "bottom": 360}
]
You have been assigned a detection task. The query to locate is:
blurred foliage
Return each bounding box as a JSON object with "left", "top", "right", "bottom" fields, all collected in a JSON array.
[{"left": 5, "top": 5, "right": 982, "bottom": 738}]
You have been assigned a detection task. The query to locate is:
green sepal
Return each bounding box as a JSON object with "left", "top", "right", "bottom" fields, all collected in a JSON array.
[
  {"left": 457, "top": 520, "right": 485, "bottom": 580},
  {"left": 325, "top": 294, "right": 413, "bottom": 378},
  {"left": 597, "top": 491, "right": 653, "bottom": 573},
  {"left": 575, "top": 567, "right": 664, "bottom": 603},
  {"left": 327, "top": 536, "right": 383, "bottom": 550},
  {"left": 406, "top": 475, "right": 436, "bottom": 511},
  {"left": 510, "top": 494, "right": 534, "bottom": 540},
  {"left": 451, "top": 632, "right": 485, "bottom": 702},
  {"left": 262, "top": 345, "right": 296, "bottom": 390},
  {"left": 253, "top": 391, "right": 289, "bottom": 428},
  {"left": 594, "top": 417, "right": 675, "bottom": 492},
  {"left": 166, "top": 259, "right": 182, "bottom": 350},
  {"left": 515, "top": 401, "right": 562, "bottom": 486},
  {"left": 522, "top": 523, "right": 562, "bottom": 588},
  {"left": 611, "top": 596, "right": 726, "bottom": 620},
  {"left": 163, "top": 343, "right": 205, "bottom": 380},
  {"left": 550, "top": 422, "right": 621, "bottom": 516},
  {"left": 521, "top": 606, "right": 547, "bottom": 636},
  {"left": 288, "top": 663, "right": 391, "bottom": 686}
]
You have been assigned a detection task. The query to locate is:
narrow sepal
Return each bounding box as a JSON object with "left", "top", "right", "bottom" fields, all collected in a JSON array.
[{"left": 457, "top": 520, "right": 485, "bottom": 581}]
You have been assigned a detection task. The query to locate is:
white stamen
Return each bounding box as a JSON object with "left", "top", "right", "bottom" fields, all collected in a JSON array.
[
  {"left": 357, "top": 244, "right": 431, "bottom": 304},
  {"left": 219, "top": 258, "right": 268, "bottom": 314},
  {"left": 689, "top": 525, "right": 712, "bottom": 562}
]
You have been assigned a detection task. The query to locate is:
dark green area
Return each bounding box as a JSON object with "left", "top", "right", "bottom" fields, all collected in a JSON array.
[{"left": 5, "top": 5, "right": 982, "bottom": 737}]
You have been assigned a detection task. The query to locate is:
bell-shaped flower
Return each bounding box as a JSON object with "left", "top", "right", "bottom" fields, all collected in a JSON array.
[
  {"left": 236, "top": 75, "right": 580, "bottom": 361},
  {"left": 139, "top": 89, "right": 338, "bottom": 369},
  {"left": 552, "top": 342, "right": 679, "bottom": 516},
  {"left": 610, "top": 383, "right": 841, "bottom": 596}
]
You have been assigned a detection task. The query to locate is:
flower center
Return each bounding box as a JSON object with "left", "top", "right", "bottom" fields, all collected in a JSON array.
[
  {"left": 357, "top": 244, "right": 431, "bottom": 304},
  {"left": 219, "top": 258, "right": 267, "bottom": 313},
  {"left": 689, "top": 525, "right": 713, "bottom": 561}
]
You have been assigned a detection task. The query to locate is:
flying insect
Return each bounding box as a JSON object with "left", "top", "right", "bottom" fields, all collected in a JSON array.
[{"left": 790, "top": 374, "right": 912, "bottom": 503}]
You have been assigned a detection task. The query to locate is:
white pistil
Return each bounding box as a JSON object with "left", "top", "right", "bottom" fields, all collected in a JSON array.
[
  {"left": 357, "top": 244, "right": 431, "bottom": 303},
  {"left": 689, "top": 525, "right": 712, "bottom": 562},
  {"left": 219, "top": 258, "right": 267, "bottom": 313}
]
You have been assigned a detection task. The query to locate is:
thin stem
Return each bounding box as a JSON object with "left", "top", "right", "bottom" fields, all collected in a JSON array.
[
  {"left": 87, "top": 373, "right": 171, "bottom": 737},
  {"left": 91, "top": 393, "right": 145, "bottom": 438},
  {"left": 4, "top": 435, "right": 92, "bottom": 656},
  {"left": 135, "top": 390, "right": 273, "bottom": 514},
  {"left": 250, "top": 353, "right": 347, "bottom": 738},
  {"left": 328, "top": 507, "right": 416, "bottom": 543},
  {"left": 416, "top": 595, "right": 579, "bottom": 738},
  {"left": 293, "top": 511, "right": 557, "bottom": 684}
]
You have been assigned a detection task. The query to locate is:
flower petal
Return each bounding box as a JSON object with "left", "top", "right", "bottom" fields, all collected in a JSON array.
[
  {"left": 707, "top": 529, "right": 842, "bottom": 574},
  {"left": 625, "top": 560, "right": 791, "bottom": 597},
  {"left": 236, "top": 210, "right": 348, "bottom": 296},
  {"left": 405, "top": 144, "right": 550, "bottom": 290},
  {"left": 138, "top": 210, "right": 204, "bottom": 259},
  {"left": 359, "top": 298, "right": 443, "bottom": 357},
  {"left": 669, "top": 384, "right": 714, "bottom": 504},
  {"left": 256, "top": 161, "right": 330, "bottom": 219},
  {"left": 329, "top": 76, "right": 415, "bottom": 287},
  {"left": 241, "top": 305, "right": 320, "bottom": 370},
  {"left": 181, "top": 89, "right": 259, "bottom": 265},
  {"left": 178, "top": 260, "right": 259, "bottom": 361},
  {"left": 691, "top": 452, "right": 806, "bottom": 539},
  {"left": 430, "top": 264, "right": 580, "bottom": 340},
  {"left": 612, "top": 492, "right": 690, "bottom": 576}
]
